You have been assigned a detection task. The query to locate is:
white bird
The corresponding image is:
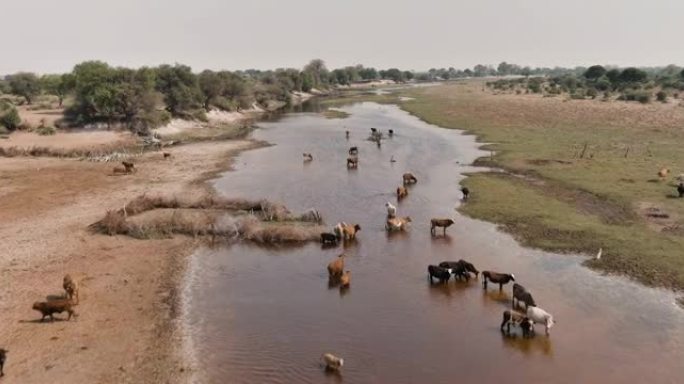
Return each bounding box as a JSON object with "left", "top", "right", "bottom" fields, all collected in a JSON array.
[{"left": 596, "top": 248, "right": 602, "bottom": 260}]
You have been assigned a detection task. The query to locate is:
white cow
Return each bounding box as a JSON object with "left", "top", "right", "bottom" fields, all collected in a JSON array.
[
  {"left": 527, "top": 306, "right": 555, "bottom": 336},
  {"left": 385, "top": 202, "right": 397, "bottom": 218}
]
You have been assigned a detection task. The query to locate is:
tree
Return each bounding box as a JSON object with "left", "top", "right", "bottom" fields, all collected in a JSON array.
[
  {"left": 380, "top": 68, "right": 405, "bottom": 82},
  {"left": 9, "top": 72, "right": 41, "bottom": 104},
  {"left": 40, "top": 74, "right": 74, "bottom": 107},
  {"left": 618, "top": 67, "right": 648, "bottom": 83},
  {"left": 497, "top": 61, "right": 514, "bottom": 76},
  {"left": 155, "top": 64, "right": 202, "bottom": 116},
  {"left": 303, "top": 59, "right": 329, "bottom": 89},
  {"left": 680, "top": 68, "right": 684, "bottom": 80},
  {"left": 198, "top": 70, "right": 224, "bottom": 110},
  {"left": 583, "top": 65, "right": 606, "bottom": 80},
  {"left": 605, "top": 69, "right": 621, "bottom": 84}
]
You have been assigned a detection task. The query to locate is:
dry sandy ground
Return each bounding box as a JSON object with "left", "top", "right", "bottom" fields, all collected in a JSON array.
[
  {"left": 0, "top": 130, "right": 136, "bottom": 151},
  {"left": 0, "top": 137, "right": 260, "bottom": 383}
]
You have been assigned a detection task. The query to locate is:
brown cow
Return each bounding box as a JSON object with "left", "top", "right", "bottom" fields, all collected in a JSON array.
[
  {"left": 396, "top": 186, "right": 408, "bottom": 200},
  {"left": 347, "top": 156, "right": 358, "bottom": 169},
  {"left": 430, "top": 218, "right": 455, "bottom": 236},
  {"left": 342, "top": 224, "right": 361, "bottom": 240},
  {"left": 327, "top": 254, "right": 345, "bottom": 278},
  {"left": 340, "top": 270, "right": 351, "bottom": 288},
  {"left": 32, "top": 299, "right": 77, "bottom": 322},
  {"left": 63, "top": 274, "right": 79, "bottom": 304},
  {"left": 402, "top": 172, "right": 417, "bottom": 185}
]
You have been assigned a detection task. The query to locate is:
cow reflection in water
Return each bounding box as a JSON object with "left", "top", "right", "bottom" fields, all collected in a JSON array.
[{"left": 501, "top": 331, "right": 554, "bottom": 357}]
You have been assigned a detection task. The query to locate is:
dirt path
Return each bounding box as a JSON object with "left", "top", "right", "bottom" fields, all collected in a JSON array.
[{"left": 0, "top": 138, "right": 260, "bottom": 383}]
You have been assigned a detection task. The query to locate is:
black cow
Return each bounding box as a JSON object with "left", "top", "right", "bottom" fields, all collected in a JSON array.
[
  {"left": 512, "top": 283, "right": 536, "bottom": 309},
  {"left": 427, "top": 265, "right": 451, "bottom": 284},
  {"left": 320, "top": 232, "right": 338, "bottom": 245}
]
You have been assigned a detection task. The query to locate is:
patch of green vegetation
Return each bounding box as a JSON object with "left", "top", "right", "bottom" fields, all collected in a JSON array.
[
  {"left": 321, "top": 109, "right": 350, "bottom": 119},
  {"left": 401, "top": 81, "right": 684, "bottom": 291},
  {"left": 460, "top": 173, "right": 684, "bottom": 289}
]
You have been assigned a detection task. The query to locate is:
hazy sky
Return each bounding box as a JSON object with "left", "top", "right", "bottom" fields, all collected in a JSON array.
[{"left": 3, "top": 0, "right": 683, "bottom": 74}]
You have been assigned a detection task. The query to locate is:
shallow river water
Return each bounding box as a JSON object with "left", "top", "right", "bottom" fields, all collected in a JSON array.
[{"left": 185, "top": 101, "right": 683, "bottom": 383}]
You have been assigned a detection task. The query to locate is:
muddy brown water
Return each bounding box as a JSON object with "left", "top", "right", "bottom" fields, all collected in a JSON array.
[{"left": 185, "top": 102, "right": 684, "bottom": 383}]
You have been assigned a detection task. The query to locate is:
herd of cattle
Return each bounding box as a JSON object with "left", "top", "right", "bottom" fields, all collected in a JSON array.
[{"left": 318, "top": 127, "right": 555, "bottom": 372}]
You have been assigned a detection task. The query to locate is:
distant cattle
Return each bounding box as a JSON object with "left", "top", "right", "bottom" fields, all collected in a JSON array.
[
  {"left": 402, "top": 173, "right": 418, "bottom": 185},
  {"left": 461, "top": 187, "right": 470, "bottom": 201},
  {"left": 347, "top": 156, "right": 359, "bottom": 169},
  {"left": 348, "top": 147, "right": 358, "bottom": 155},
  {"left": 396, "top": 186, "right": 408, "bottom": 200},
  {"left": 320, "top": 232, "right": 338, "bottom": 245},
  {"left": 322, "top": 353, "right": 344, "bottom": 371},
  {"left": 430, "top": 218, "right": 455, "bottom": 236}
]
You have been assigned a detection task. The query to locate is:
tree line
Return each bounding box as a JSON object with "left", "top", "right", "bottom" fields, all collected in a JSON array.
[
  {"left": 0, "top": 59, "right": 420, "bottom": 134},
  {"left": 487, "top": 64, "right": 684, "bottom": 103}
]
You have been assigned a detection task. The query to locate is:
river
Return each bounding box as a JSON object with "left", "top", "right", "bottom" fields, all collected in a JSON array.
[{"left": 184, "top": 101, "right": 683, "bottom": 383}]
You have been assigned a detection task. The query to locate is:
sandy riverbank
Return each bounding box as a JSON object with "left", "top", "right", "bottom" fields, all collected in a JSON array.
[{"left": 0, "top": 132, "right": 263, "bottom": 382}]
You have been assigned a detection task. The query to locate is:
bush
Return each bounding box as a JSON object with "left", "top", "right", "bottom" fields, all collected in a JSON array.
[
  {"left": 656, "top": 91, "right": 667, "bottom": 102},
  {"left": 36, "top": 125, "right": 57, "bottom": 135},
  {"left": 586, "top": 88, "right": 598, "bottom": 99},
  {"left": 0, "top": 107, "right": 21, "bottom": 130},
  {"left": 636, "top": 93, "right": 651, "bottom": 104}
]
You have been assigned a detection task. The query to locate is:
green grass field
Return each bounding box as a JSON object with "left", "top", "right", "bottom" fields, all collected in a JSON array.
[{"left": 397, "top": 80, "right": 684, "bottom": 291}]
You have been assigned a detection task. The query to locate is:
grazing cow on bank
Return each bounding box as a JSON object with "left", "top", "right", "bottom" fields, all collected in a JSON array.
[
  {"left": 658, "top": 168, "right": 670, "bottom": 180},
  {"left": 512, "top": 283, "right": 536, "bottom": 309},
  {"left": 527, "top": 306, "right": 555, "bottom": 336},
  {"left": 349, "top": 146, "right": 358, "bottom": 155},
  {"left": 303, "top": 153, "right": 313, "bottom": 162},
  {"left": 63, "top": 274, "right": 79, "bottom": 304},
  {"left": 0, "top": 348, "right": 6, "bottom": 377},
  {"left": 385, "top": 202, "right": 397, "bottom": 218},
  {"left": 428, "top": 265, "right": 452, "bottom": 284},
  {"left": 122, "top": 161, "right": 135, "bottom": 173},
  {"left": 482, "top": 271, "right": 515, "bottom": 291},
  {"left": 461, "top": 187, "right": 470, "bottom": 201},
  {"left": 342, "top": 224, "right": 362, "bottom": 240},
  {"left": 430, "top": 218, "right": 455, "bottom": 236},
  {"left": 322, "top": 353, "right": 344, "bottom": 371},
  {"left": 320, "top": 232, "right": 338, "bottom": 245},
  {"left": 402, "top": 173, "right": 418, "bottom": 185},
  {"left": 32, "top": 299, "right": 77, "bottom": 322},
  {"left": 347, "top": 156, "right": 358, "bottom": 169},
  {"left": 678, "top": 182, "right": 684, "bottom": 198},
  {"left": 163, "top": 152, "right": 171, "bottom": 159},
  {"left": 501, "top": 310, "right": 534, "bottom": 338},
  {"left": 396, "top": 186, "right": 408, "bottom": 200},
  {"left": 386, "top": 216, "right": 411, "bottom": 231},
  {"left": 327, "top": 254, "right": 345, "bottom": 278}
]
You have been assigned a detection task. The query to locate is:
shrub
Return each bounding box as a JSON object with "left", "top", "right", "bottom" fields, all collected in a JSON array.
[
  {"left": 0, "top": 107, "right": 21, "bottom": 130},
  {"left": 656, "top": 91, "right": 667, "bottom": 102},
  {"left": 586, "top": 88, "right": 598, "bottom": 99},
  {"left": 36, "top": 125, "right": 57, "bottom": 135}
]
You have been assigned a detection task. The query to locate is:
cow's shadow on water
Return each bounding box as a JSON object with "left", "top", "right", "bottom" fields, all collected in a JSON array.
[
  {"left": 429, "top": 233, "right": 454, "bottom": 245},
  {"left": 481, "top": 289, "right": 512, "bottom": 307},
  {"left": 500, "top": 331, "right": 554, "bottom": 357},
  {"left": 426, "top": 279, "right": 473, "bottom": 298}
]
